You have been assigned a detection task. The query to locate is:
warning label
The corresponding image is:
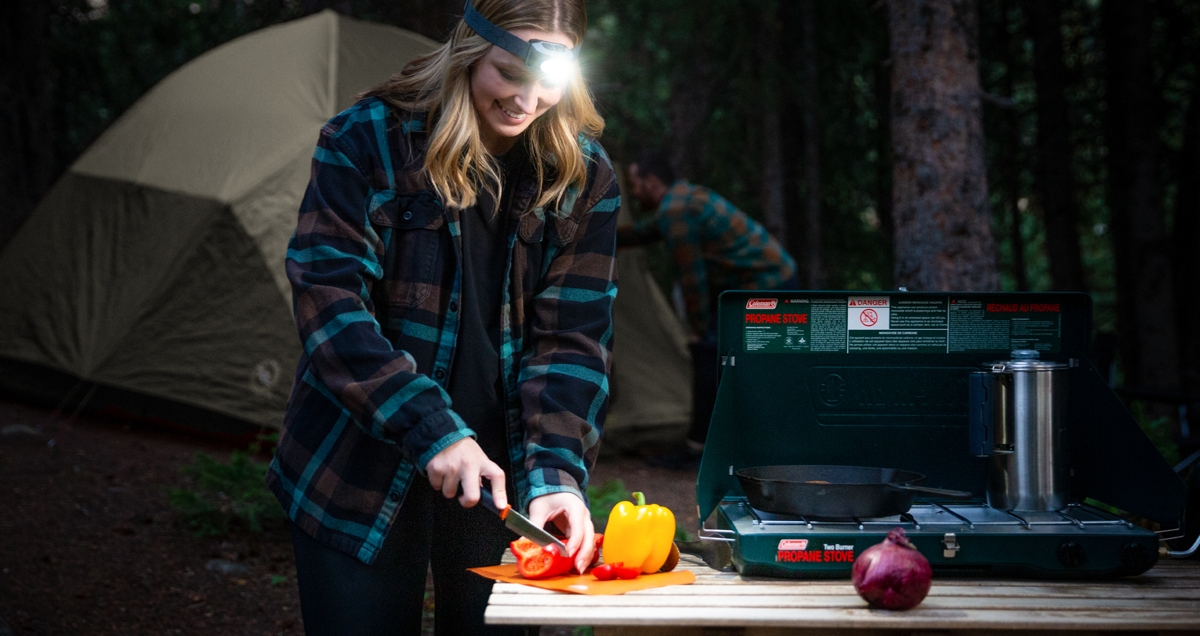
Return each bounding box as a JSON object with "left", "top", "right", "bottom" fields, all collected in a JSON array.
[
  {"left": 742, "top": 295, "right": 1063, "bottom": 354},
  {"left": 847, "top": 297, "right": 948, "bottom": 352},
  {"left": 947, "top": 299, "right": 1062, "bottom": 353},
  {"left": 848, "top": 296, "right": 890, "bottom": 330}
]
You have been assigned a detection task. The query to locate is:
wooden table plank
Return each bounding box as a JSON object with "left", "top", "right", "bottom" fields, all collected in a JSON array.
[
  {"left": 487, "top": 605, "right": 1200, "bottom": 630},
  {"left": 485, "top": 555, "right": 1200, "bottom": 632},
  {"left": 491, "top": 593, "right": 1200, "bottom": 612}
]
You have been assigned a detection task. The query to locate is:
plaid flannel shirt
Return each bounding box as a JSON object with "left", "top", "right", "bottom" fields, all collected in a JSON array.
[
  {"left": 623, "top": 180, "right": 796, "bottom": 337},
  {"left": 267, "top": 98, "right": 620, "bottom": 564}
]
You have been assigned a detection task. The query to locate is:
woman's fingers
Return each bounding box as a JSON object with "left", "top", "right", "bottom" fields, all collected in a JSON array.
[
  {"left": 567, "top": 503, "right": 595, "bottom": 573},
  {"left": 528, "top": 492, "right": 596, "bottom": 573},
  {"left": 441, "top": 469, "right": 463, "bottom": 500},
  {"left": 425, "top": 437, "right": 491, "bottom": 505},
  {"left": 479, "top": 461, "right": 508, "bottom": 511}
]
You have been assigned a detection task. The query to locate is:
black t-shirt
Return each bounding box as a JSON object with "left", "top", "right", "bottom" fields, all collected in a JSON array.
[{"left": 447, "top": 152, "right": 526, "bottom": 466}]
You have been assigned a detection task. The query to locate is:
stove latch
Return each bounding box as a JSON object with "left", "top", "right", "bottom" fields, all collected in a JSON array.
[{"left": 942, "top": 532, "right": 960, "bottom": 558}]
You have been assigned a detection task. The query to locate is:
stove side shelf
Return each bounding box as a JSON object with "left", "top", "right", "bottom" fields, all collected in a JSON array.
[{"left": 1069, "top": 360, "right": 1187, "bottom": 529}]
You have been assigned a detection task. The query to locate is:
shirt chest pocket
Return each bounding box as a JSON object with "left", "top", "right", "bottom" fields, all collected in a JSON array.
[{"left": 368, "top": 191, "right": 445, "bottom": 310}]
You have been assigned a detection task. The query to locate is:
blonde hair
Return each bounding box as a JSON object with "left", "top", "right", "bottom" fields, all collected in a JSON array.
[{"left": 363, "top": 0, "right": 604, "bottom": 212}]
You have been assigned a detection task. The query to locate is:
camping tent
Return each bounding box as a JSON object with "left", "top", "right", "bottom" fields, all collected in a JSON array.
[
  {"left": 604, "top": 170, "right": 692, "bottom": 451},
  {"left": 0, "top": 10, "right": 691, "bottom": 442}
]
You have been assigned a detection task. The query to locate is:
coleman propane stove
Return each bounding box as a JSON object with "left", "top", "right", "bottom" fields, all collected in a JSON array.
[{"left": 696, "top": 291, "right": 1187, "bottom": 580}]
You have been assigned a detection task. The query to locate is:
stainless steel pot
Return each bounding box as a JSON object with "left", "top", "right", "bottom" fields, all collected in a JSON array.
[{"left": 968, "top": 349, "right": 1071, "bottom": 511}]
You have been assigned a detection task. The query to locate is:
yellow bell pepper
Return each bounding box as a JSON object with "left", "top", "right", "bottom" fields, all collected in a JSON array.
[{"left": 601, "top": 491, "right": 676, "bottom": 574}]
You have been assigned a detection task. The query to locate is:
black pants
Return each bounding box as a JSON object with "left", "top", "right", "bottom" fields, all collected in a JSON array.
[{"left": 290, "top": 480, "right": 534, "bottom": 636}]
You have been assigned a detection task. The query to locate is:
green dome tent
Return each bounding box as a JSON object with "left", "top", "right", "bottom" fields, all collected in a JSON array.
[
  {"left": 0, "top": 11, "right": 436, "bottom": 434},
  {"left": 0, "top": 10, "right": 691, "bottom": 441}
]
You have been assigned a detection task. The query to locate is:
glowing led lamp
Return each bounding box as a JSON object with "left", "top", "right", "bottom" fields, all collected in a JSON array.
[{"left": 463, "top": 0, "right": 579, "bottom": 85}]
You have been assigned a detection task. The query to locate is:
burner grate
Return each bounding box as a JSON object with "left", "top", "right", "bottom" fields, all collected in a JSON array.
[{"left": 743, "top": 502, "right": 1135, "bottom": 531}]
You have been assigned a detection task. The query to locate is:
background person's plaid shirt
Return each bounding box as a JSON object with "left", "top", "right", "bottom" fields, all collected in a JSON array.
[
  {"left": 267, "top": 97, "right": 620, "bottom": 564},
  {"left": 619, "top": 180, "right": 796, "bottom": 338}
]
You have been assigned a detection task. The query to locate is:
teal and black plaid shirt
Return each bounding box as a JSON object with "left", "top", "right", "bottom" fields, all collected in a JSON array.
[
  {"left": 620, "top": 180, "right": 796, "bottom": 337},
  {"left": 267, "top": 98, "right": 620, "bottom": 563}
]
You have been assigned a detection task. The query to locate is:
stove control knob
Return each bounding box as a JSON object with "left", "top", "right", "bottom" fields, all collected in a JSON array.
[
  {"left": 1057, "top": 541, "right": 1087, "bottom": 568},
  {"left": 1120, "top": 542, "right": 1152, "bottom": 572}
]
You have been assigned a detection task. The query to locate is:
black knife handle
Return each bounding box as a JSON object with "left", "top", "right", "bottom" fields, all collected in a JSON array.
[{"left": 457, "top": 483, "right": 504, "bottom": 515}]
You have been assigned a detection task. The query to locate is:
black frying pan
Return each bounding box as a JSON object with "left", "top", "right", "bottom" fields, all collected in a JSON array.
[{"left": 735, "top": 465, "right": 974, "bottom": 519}]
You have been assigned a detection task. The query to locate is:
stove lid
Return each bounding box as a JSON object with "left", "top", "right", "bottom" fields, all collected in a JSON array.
[{"left": 696, "top": 291, "right": 1186, "bottom": 529}]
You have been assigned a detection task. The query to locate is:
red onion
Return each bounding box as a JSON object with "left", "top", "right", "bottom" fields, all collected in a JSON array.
[{"left": 851, "top": 527, "right": 932, "bottom": 610}]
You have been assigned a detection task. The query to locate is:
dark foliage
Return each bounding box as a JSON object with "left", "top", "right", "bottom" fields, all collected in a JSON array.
[{"left": 2, "top": 0, "right": 1197, "bottom": 444}]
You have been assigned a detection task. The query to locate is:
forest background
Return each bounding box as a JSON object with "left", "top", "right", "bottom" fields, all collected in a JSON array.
[{"left": 1, "top": 0, "right": 1198, "bottom": 459}]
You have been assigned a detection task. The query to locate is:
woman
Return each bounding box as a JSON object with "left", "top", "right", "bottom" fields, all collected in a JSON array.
[{"left": 266, "top": 0, "right": 619, "bottom": 632}]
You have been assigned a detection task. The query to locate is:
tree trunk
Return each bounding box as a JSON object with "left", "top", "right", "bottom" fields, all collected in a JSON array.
[
  {"left": 1027, "top": 0, "right": 1086, "bottom": 291},
  {"left": 667, "top": 57, "right": 716, "bottom": 180},
  {"left": 873, "top": 3, "right": 895, "bottom": 273},
  {"left": 0, "top": 0, "right": 56, "bottom": 251},
  {"left": 758, "top": 2, "right": 788, "bottom": 247},
  {"left": 997, "top": 0, "right": 1029, "bottom": 291},
  {"left": 1172, "top": 83, "right": 1200, "bottom": 405},
  {"left": 889, "top": 0, "right": 999, "bottom": 291},
  {"left": 799, "top": 0, "right": 824, "bottom": 289},
  {"left": 1101, "top": 0, "right": 1180, "bottom": 397},
  {"left": 875, "top": 54, "right": 895, "bottom": 265}
]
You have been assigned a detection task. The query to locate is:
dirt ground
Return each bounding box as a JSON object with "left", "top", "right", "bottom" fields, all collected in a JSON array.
[{"left": 0, "top": 397, "right": 700, "bottom": 636}]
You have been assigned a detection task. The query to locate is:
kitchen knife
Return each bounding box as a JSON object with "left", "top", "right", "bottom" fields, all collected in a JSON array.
[{"left": 478, "top": 487, "right": 569, "bottom": 554}]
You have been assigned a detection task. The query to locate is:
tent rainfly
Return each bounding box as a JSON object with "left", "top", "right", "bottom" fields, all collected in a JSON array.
[{"left": 0, "top": 10, "right": 691, "bottom": 443}]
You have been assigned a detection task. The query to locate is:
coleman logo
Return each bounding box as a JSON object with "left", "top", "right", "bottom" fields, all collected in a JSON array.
[
  {"left": 778, "top": 539, "right": 808, "bottom": 551},
  {"left": 746, "top": 299, "right": 778, "bottom": 310}
]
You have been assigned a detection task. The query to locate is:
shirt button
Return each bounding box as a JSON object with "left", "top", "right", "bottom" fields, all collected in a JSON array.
[
  {"left": 402, "top": 210, "right": 413, "bottom": 221},
  {"left": 434, "top": 368, "right": 446, "bottom": 380},
  {"left": 388, "top": 490, "right": 401, "bottom": 502},
  {"left": 449, "top": 301, "right": 458, "bottom": 312}
]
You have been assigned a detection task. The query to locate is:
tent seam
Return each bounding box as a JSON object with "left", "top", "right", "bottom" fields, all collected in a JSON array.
[{"left": 328, "top": 11, "right": 339, "bottom": 118}]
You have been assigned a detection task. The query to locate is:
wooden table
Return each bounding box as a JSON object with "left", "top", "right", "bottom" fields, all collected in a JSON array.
[{"left": 485, "top": 554, "right": 1200, "bottom": 635}]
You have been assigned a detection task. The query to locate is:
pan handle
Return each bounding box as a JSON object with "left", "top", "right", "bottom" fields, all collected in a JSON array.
[{"left": 891, "top": 484, "right": 974, "bottom": 499}]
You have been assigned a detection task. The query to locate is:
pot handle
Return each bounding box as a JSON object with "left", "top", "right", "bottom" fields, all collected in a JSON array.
[{"left": 892, "top": 484, "right": 974, "bottom": 499}]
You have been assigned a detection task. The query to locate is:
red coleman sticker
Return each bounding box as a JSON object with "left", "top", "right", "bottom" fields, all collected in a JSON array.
[
  {"left": 746, "top": 298, "right": 778, "bottom": 310},
  {"left": 777, "top": 542, "right": 856, "bottom": 564}
]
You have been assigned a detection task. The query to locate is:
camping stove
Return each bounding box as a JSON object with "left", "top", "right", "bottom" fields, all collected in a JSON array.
[
  {"left": 705, "top": 501, "right": 1159, "bottom": 579},
  {"left": 696, "top": 291, "right": 1187, "bottom": 580}
]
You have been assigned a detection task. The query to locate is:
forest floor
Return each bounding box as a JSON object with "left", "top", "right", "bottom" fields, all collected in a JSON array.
[{"left": 0, "top": 398, "right": 700, "bottom": 636}]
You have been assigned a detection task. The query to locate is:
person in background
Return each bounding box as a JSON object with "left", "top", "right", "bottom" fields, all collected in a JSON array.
[
  {"left": 618, "top": 149, "right": 796, "bottom": 469},
  {"left": 267, "top": 0, "right": 620, "bottom": 633}
]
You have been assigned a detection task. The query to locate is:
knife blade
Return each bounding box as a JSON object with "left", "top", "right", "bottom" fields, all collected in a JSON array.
[{"left": 478, "top": 488, "right": 569, "bottom": 554}]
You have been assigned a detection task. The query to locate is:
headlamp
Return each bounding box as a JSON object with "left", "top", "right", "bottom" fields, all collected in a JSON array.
[{"left": 463, "top": 0, "right": 579, "bottom": 85}]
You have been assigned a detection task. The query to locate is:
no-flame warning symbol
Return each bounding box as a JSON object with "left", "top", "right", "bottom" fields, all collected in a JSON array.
[{"left": 848, "top": 296, "right": 890, "bottom": 330}]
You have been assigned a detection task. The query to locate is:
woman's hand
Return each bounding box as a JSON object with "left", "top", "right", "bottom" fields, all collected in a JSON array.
[
  {"left": 527, "top": 492, "right": 596, "bottom": 574},
  {"left": 424, "top": 437, "right": 508, "bottom": 510}
]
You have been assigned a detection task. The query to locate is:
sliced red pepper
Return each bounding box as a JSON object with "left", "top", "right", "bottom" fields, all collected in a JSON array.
[
  {"left": 510, "top": 534, "right": 605, "bottom": 579},
  {"left": 614, "top": 564, "right": 641, "bottom": 580},
  {"left": 592, "top": 562, "right": 621, "bottom": 581},
  {"left": 516, "top": 543, "right": 574, "bottom": 579},
  {"left": 509, "top": 538, "right": 542, "bottom": 564}
]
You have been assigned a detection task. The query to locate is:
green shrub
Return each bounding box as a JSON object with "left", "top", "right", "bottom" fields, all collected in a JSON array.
[
  {"left": 586, "top": 479, "right": 694, "bottom": 541},
  {"left": 168, "top": 434, "right": 283, "bottom": 536},
  {"left": 1130, "top": 401, "right": 1182, "bottom": 467},
  {"left": 586, "top": 479, "right": 629, "bottom": 532}
]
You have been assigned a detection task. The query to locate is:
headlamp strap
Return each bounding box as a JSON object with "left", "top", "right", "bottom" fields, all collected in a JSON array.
[{"left": 463, "top": 0, "right": 533, "bottom": 63}]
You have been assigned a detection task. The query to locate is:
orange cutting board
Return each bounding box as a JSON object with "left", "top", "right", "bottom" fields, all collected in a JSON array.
[{"left": 469, "top": 564, "right": 695, "bottom": 595}]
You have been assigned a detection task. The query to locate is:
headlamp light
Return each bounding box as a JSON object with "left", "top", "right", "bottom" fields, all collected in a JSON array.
[{"left": 463, "top": 0, "right": 578, "bottom": 85}]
